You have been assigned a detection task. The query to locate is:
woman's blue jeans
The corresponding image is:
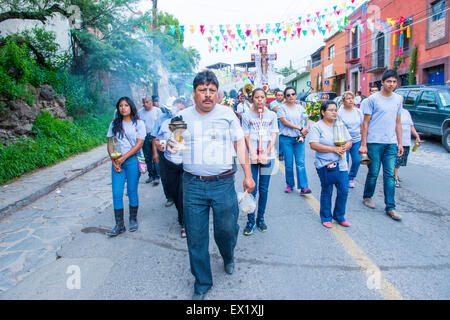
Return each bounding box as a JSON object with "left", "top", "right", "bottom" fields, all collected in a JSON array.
[
  {"left": 111, "top": 156, "right": 140, "bottom": 210},
  {"left": 316, "top": 166, "right": 349, "bottom": 223},
  {"left": 279, "top": 135, "right": 309, "bottom": 189},
  {"left": 346, "top": 140, "right": 361, "bottom": 181},
  {"left": 363, "top": 143, "right": 397, "bottom": 211},
  {"left": 248, "top": 160, "right": 274, "bottom": 223}
]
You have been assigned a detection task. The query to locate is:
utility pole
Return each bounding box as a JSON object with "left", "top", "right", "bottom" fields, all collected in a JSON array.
[
  {"left": 152, "top": 0, "right": 157, "bottom": 29},
  {"left": 152, "top": 0, "right": 158, "bottom": 97}
]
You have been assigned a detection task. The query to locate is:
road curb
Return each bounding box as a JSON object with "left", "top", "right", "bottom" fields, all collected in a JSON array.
[{"left": 0, "top": 155, "right": 109, "bottom": 220}]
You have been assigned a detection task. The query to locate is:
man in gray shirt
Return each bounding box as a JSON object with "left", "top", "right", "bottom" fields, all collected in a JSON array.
[
  {"left": 359, "top": 69, "right": 404, "bottom": 220},
  {"left": 179, "top": 70, "right": 255, "bottom": 300}
]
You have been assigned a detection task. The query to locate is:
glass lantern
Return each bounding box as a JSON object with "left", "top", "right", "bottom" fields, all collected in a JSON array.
[
  {"left": 333, "top": 118, "right": 346, "bottom": 159},
  {"left": 108, "top": 136, "right": 122, "bottom": 160},
  {"left": 169, "top": 118, "right": 187, "bottom": 152}
]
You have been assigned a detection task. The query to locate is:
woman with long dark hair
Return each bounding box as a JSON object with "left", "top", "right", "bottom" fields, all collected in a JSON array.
[{"left": 106, "top": 97, "right": 145, "bottom": 236}]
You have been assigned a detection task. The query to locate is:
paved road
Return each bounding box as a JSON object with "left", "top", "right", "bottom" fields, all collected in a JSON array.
[{"left": 0, "top": 137, "right": 449, "bottom": 299}]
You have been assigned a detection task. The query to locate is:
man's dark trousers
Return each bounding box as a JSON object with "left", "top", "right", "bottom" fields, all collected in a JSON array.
[
  {"left": 182, "top": 173, "right": 239, "bottom": 294},
  {"left": 142, "top": 135, "right": 160, "bottom": 180}
]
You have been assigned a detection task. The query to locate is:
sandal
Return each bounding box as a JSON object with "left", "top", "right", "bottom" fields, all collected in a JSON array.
[{"left": 180, "top": 227, "right": 187, "bottom": 238}]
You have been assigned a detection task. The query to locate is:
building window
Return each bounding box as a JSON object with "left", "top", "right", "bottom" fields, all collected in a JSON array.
[
  {"left": 328, "top": 45, "right": 335, "bottom": 59},
  {"left": 397, "top": 18, "right": 412, "bottom": 55},
  {"left": 352, "top": 29, "right": 359, "bottom": 59},
  {"left": 427, "top": 0, "right": 448, "bottom": 48},
  {"left": 432, "top": 0, "right": 446, "bottom": 21}
]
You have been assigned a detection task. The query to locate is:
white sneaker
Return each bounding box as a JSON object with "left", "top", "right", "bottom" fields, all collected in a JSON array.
[{"left": 349, "top": 180, "right": 355, "bottom": 188}]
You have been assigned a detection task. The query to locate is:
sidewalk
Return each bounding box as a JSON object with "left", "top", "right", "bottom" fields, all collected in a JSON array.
[{"left": 0, "top": 144, "right": 109, "bottom": 220}]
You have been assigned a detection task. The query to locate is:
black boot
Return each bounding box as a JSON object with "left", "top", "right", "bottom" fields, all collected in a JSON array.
[
  {"left": 129, "top": 205, "right": 138, "bottom": 232},
  {"left": 106, "top": 209, "right": 126, "bottom": 237}
]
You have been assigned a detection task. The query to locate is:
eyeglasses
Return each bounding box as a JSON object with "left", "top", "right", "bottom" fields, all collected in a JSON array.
[{"left": 286, "top": 93, "right": 296, "bottom": 97}]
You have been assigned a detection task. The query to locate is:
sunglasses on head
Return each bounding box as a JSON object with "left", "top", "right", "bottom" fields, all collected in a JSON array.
[{"left": 286, "top": 93, "right": 296, "bottom": 97}]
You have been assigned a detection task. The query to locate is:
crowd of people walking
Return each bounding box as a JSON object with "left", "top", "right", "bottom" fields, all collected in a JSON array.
[{"left": 105, "top": 69, "right": 421, "bottom": 299}]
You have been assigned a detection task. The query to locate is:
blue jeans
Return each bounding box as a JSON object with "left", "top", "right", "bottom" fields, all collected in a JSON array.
[
  {"left": 363, "top": 143, "right": 397, "bottom": 211},
  {"left": 346, "top": 140, "right": 361, "bottom": 181},
  {"left": 316, "top": 166, "right": 349, "bottom": 223},
  {"left": 279, "top": 135, "right": 309, "bottom": 189},
  {"left": 277, "top": 121, "right": 283, "bottom": 157},
  {"left": 248, "top": 160, "right": 274, "bottom": 223},
  {"left": 142, "top": 135, "right": 160, "bottom": 179},
  {"left": 111, "top": 156, "right": 140, "bottom": 210},
  {"left": 182, "top": 173, "right": 239, "bottom": 294}
]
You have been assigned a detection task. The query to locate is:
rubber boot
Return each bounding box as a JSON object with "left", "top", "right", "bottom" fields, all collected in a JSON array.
[
  {"left": 106, "top": 209, "right": 126, "bottom": 237},
  {"left": 129, "top": 205, "right": 138, "bottom": 232}
]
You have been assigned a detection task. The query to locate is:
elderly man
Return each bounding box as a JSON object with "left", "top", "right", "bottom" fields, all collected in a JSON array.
[{"left": 178, "top": 70, "right": 255, "bottom": 300}]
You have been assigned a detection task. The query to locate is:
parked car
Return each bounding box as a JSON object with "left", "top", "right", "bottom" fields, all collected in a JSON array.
[
  {"left": 304, "top": 91, "right": 338, "bottom": 103},
  {"left": 395, "top": 85, "right": 450, "bottom": 152}
]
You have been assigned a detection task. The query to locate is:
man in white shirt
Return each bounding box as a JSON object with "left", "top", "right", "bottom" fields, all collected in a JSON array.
[{"left": 179, "top": 70, "right": 255, "bottom": 300}]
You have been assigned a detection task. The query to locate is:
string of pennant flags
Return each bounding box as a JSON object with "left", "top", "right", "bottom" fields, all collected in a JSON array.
[
  {"left": 136, "top": 0, "right": 411, "bottom": 54},
  {"left": 212, "top": 69, "right": 257, "bottom": 85}
]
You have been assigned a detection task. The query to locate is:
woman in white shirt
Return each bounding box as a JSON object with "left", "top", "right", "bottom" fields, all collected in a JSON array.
[
  {"left": 241, "top": 88, "right": 278, "bottom": 235},
  {"left": 106, "top": 97, "right": 145, "bottom": 236},
  {"left": 277, "top": 87, "right": 311, "bottom": 195},
  {"left": 337, "top": 91, "right": 364, "bottom": 188}
]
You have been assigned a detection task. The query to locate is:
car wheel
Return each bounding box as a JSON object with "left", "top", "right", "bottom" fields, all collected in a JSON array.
[{"left": 442, "top": 127, "right": 450, "bottom": 153}]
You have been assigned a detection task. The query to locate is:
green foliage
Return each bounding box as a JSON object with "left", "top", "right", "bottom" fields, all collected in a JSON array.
[
  {"left": 0, "top": 111, "right": 112, "bottom": 184},
  {"left": 38, "top": 68, "right": 98, "bottom": 116},
  {"left": 306, "top": 101, "right": 321, "bottom": 121},
  {"left": 0, "top": 39, "right": 36, "bottom": 105},
  {"left": 280, "top": 66, "right": 296, "bottom": 77},
  {"left": 408, "top": 45, "right": 418, "bottom": 86}
]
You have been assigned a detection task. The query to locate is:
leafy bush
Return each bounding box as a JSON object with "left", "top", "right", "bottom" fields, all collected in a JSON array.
[
  {"left": 306, "top": 101, "right": 322, "bottom": 121},
  {"left": 0, "top": 39, "right": 36, "bottom": 105},
  {"left": 0, "top": 111, "right": 112, "bottom": 184}
]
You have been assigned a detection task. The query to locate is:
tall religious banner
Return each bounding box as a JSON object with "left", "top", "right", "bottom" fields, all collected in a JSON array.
[{"left": 251, "top": 39, "right": 277, "bottom": 90}]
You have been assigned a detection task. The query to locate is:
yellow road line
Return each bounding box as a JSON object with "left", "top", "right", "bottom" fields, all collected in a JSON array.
[{"left": 276, "top": 159, "right": 403, "bottom": 300}]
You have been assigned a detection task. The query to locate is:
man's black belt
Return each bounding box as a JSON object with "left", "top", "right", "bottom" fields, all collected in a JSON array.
[{"left": 184, "top": 169, "right": 235, "bottom": 181}]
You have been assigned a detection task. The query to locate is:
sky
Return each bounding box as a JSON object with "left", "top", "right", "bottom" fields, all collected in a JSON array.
[{"left": 138, "top": 0, "right": 360, "bottom": 71}]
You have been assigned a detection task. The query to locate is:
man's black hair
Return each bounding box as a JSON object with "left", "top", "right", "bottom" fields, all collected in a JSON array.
[
  {"left": 193, "top": 70, "right": 219, "bottom": 90},
  {"left": 381, "top": 69, "right": 398, "bottom": 82}
]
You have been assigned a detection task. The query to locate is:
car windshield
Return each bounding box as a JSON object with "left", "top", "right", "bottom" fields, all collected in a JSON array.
[{"left": 438, "top": 89, "right": 450, "bottom": 107}]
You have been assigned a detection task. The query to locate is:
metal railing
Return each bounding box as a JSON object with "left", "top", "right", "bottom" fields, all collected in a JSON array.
[{"left": 366, "top": 50, "right": 386, "bottom": 72}]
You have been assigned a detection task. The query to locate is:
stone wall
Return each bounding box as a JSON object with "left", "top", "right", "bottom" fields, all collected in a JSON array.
[{"left": 0, "top": 84, "right": 68, "bottom": 145}]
